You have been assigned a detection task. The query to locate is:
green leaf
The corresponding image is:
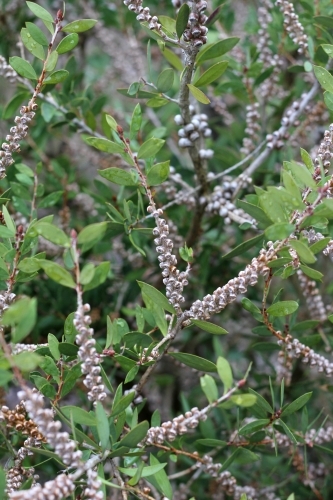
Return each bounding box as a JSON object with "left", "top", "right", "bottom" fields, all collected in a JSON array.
[
  {"left": 137, "top": 137, "right": 165, "bottom": 159},
  {"left": 322, "top": 44, "right": 333, "bottom": 57},
  {"left": 3, "top": 91, "right": 30, "bottom": 120},
  {"left": 156, "top": 68, "right": 174, "bottom": 93},
  {"left": 37, "top": 191, "right": 64, "bottom": 208},
  {"left": 310, "top": 237, "right": 331, "bottom": 254},
  {"left": 61, "top": 406, "right": 97, "bottom": 426},
  {"left": 34, "top": 222, "right": 70, "bottom": 247},
  {"left": 62, "top": 19, "right": 98, "bottom": 33},
  {"left": 0, "top": 466, "right": 6, "bottom": 498},
  {"left": 44, "top": 69, "right": 69, "bottom": 84},
  {"left": 117, "top": 421, "right": 149, "bottom": 448},
  {"left": 267, "top": 301, "right": 299, "bottom": 317},
  {"left": 77, "top": 222, "right": 108, "bottom": 245},
  {"left": 130, "top": 104, "right": 142, "bottom": 140},
  {"left": 146, "top": 96, "right": 169, "bottom": 108},
  {"left": 238, "top": 419, "right": 270, "bottom": 435},
  {"left": 99, "top": 167, "right": 138, "bottom": 186},
  {"left": 278, "top": 419, "right": 297, "bottom": 444},
  {"left": 186, "top": 84, "right": 210, "bottom": 104},
  {"left": 300, "top": 148, "right": 314, "bottom": 172},
  {"left": 39, "top": 355, "right": 60, "bottom": 383},
  {"left": 48, "top": 333, "right": 60, "bottom": 361},
  {"left": 2, "top": 205, "right": 16, "bottom": 235},
  {"left": 111, "top": 392, "right": 135, "bottom": 418},
  {"left": 283, "top": 160, "right": 317, "bottom": 189},
  {"left": 96, "top": 401, "right": 110, "bottom": 451},
  {"left": 265, "top": 223, "right": 295, "bottom": 241},
  {"left": 289, "top": 240, "right": 316, "bottom": 264},
  {"left": 197, "top": 37, "right": 240, "bottom": 64},
  {"left": 147, "top": 455, "right": 172, "bottom": 499},
  {"left": 26, "top": 1, "right": 54, "bottom": 23},
  {"left": 45, "top": 51, "right": 58, "bottom": 72},
  {"left": 229, "top": 394, "right": 257, "bottom": 407},
  {"left": 200, "top": 374, "right": 218, "bottom": 403},
  {"left": 56, "top": 33, "right": 79, "bottom": 54},
  {"left": 299, "top": 265, "right": 323, "bottom": 281},
  {"left": 282, "top": 392, "right": 312, "bottom": 417},
  {"left": 196, "top": 439, "right": 227, "bottom": 448},
  {"left": 105, "top": 114, "right": 118, "bottom": 132},
  {"left": 216, "top": 356, "right": 233, "bottom": 393},
  {"left": 3, "top": 297, "right": 37, "bottom": 343},
  {"left": 248, "top": 388, "right": 273, "bottom": 414},
  {"left": 80, "top": 263, "right": 95, "bottom": 285},
  {"left": 147, "top": 161, "right": 170, "bottom": 186},
  {"left": 160, "top": 46, "right": 183, "bottom": 71},
  {"left": 137, "top": 281, "right": 176, "bottom": 314},
  {"left": 85, "top": 137, "right": 125, "bottom": 154},
  {"left": 168, "top": 352, "right": 217, "bottom": 372},
  {"left": 222, "top": 234, "right": 264, "bottom": 259},
  {"left": 314, "top": 65, "right": 333, "bottom": 93},
  {"left": 191, "top": 319, "right": 228, "bottom": 335},
  {"left": 21, "top": 28, "right": 45, "bottom": 60},
  {"left": 37, "top": 259, "right": 76, "bottom": 288},
  {"left": 176, "top": 3, "right": 190, "bottom": 39},
  {"left": 25, "top": 22, "right": 49, "bottom": 46},
  {"left": 236, "top": 200, "right": 272, "bottom": 225},
  {"left": 194, "top": 61, "right": 228, "bottom": 87},
  {"left": 83, "top": 262, "right": 110, "bottom": 292},
  {"left": 241, "top": 298, "right": 262, "bottom": 321},
  {"left": 9, "top": 56, "right": 37, "bottom": 80}
]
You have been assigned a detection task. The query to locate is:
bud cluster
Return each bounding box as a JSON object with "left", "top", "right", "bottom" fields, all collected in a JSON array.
[
  {"left": 241, "top": 102, "right": 261, "bottom": 155},
  {"left": 0, "top": 292, "right": 16, "bottom": 315},
  {"left": 175, "top": 110, "right": 212, "bottom": 149},
  {"left": 187, "top": 248, "right": 275, "bottom": 320},
  {"left": 277, "top": 336, "right": 333, "bottom": 376},
  {"left": 123, "top": 0, "right": 161, "bottom": 30},
  {"left": 0, "top": 104, "right": 37, "bottom": 178},
  {"left": 11, "top": 342, "right": 48, "bottom": 355},
  {"left": 276, "top": 0, "right": 308, "bottom": 54},
  {"left": 182, "top": 0, "right": 208, "bottom": 48},
  {"left": 74, "top": 303, "right": 107, "bottom": 403},
  {"left": 149, "top": 206, "right": 189, "bottom": 313},
  {"left": 297, "top": 270, "right": 327, "bottom": 321},
  {"left": 257, "top": 0, "right": 273, "bottom": 67},
  {"left": 276, "top": 348, "right": 293, "bottom": 386},
  {"left": 314, "top": 123, "right": 333, "bottom": 172},
  {"left": 0, "top": 55, "right": 18, "bottom": 83},
  {"left": 83, "top": 469, "right": 103, "bottom": 500},
  {"left": 144, "top": 407, "right": 207, "bottom": 445}
]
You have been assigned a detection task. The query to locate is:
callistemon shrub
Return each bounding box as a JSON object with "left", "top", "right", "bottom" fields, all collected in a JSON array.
[{"left": 2, "top": 0, "right": 333, "bottom": 499}]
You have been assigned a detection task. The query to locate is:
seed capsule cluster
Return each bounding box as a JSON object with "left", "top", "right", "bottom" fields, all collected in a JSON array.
[
  {"left": 175, "top": 110, "right": 212, "bottom": 150},
  {"left": 277, "top": 335, "right": 333, "bottom": 376},
  {"left": 0, "top": 55, "right": 18, "bottom": 83},
  {"left": 183, "top": 0, "right": 208, "bottom": 47},
  {"left": 123, "top": 0, "right": 161, "bottom": 30},
  {"left": 205, "top": 176, "right": 253, "bottom": 225},
  {"left": 17, "top": 388, "right": 83, "bottom": 468},
  {"left": 144, "top": 407, "right": 207, "bottom": 445},
  {"left": 188, "top": 248, "right": 275, "bottom": 320},
  {"left": 74, "top": 303, "right": 107, "bottom": 403},
  {"left": 276, "top": 0, "right": 308, "bottom": 54},
  {"left": 0, "top": 104, "right": 37, "bottom": 177},
  {"left": 8, "top": 474, "right": 75, "bottom": 500},
  {"left": 297, "top": 270, "right": 327, "bottom": 322},
  {"left": 149, "top": 206, "right": 189, "bottom": 313},
  {"left": 241, "top": 103, "right": 261, "bottom": 155}
]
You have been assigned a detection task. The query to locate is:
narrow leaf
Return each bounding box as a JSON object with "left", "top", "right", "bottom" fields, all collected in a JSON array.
[
  {"left": 176, "top": 3, "right": 190, "bottom": 39},
  {"left": 187, "top": 84, "right": 210, "bottom": 104}
]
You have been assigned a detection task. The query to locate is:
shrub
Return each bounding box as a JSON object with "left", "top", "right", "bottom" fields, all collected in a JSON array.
[{"left": 1, "top": 0, "right": 333, "bottom": 498}]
